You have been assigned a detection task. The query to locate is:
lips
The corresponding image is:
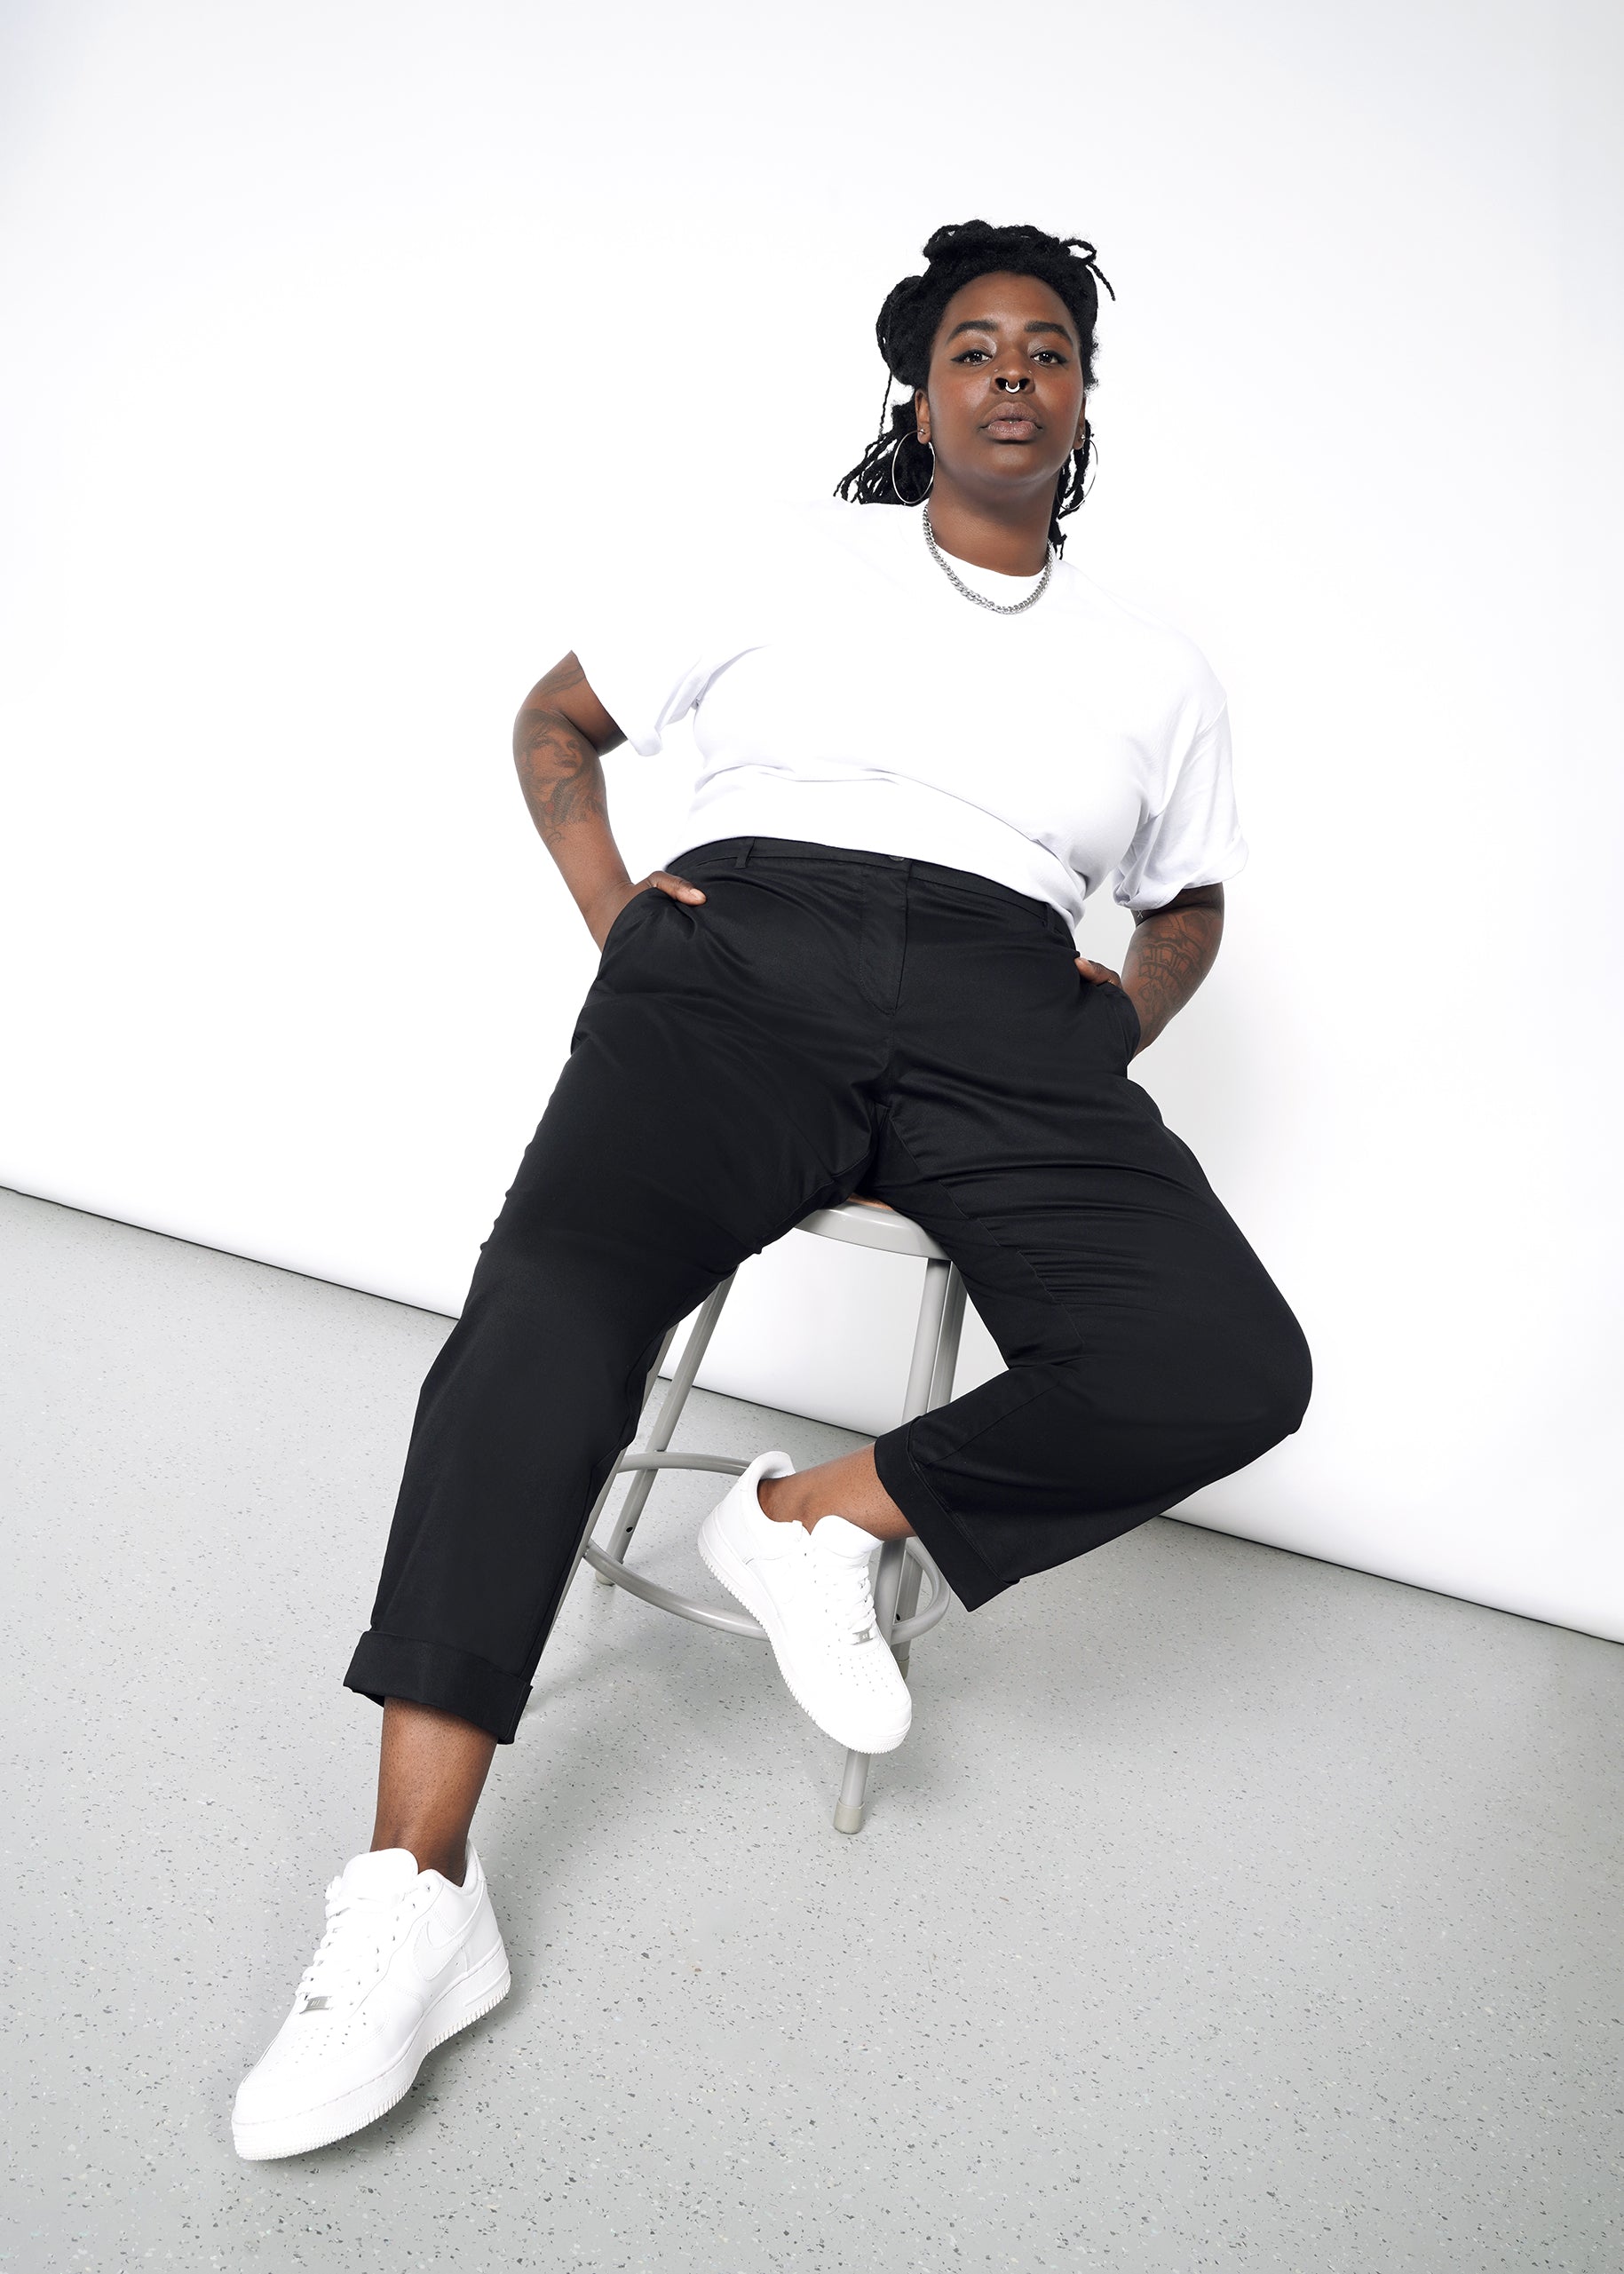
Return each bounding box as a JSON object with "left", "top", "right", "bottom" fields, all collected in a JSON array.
[{"left": 984, "top": 414, "right": 1041, "bottom": 440}]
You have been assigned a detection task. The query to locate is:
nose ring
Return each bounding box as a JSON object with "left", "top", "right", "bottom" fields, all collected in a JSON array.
[{"left": 996, "top": 376, "right": 1026, "bottom": 392}]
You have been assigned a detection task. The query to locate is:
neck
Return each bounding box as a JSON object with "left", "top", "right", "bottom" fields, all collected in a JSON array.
[{"left": 921, "top": 479, "right": 1052, "bottom": 576}]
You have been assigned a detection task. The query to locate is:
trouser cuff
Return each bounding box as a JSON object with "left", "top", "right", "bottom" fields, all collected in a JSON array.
[
  {"left": 344, "top": 1630, "right": 532, "bottom": 1746},
  {"left": 871, "top": 1422, "right": 1009, "bottom": 1615}
]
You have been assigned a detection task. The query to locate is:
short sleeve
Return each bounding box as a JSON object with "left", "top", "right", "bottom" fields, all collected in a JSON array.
[
  {"left": 566, "top": 510, "right": 767, "bottom": 757},
  {"left": 1110, "top": 698, "right": 1249, "bottom": 913},
  {"left": 567, "top": 574, "right": 714, "bottom": 759}
]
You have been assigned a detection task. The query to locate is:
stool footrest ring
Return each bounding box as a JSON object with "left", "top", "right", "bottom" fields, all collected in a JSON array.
[
  {"left": 615, "top": 1451, "right": 750, "bottom": 1477},
  {"left": 580, "top": 1538, "right": 768, "bottom": 1636}
]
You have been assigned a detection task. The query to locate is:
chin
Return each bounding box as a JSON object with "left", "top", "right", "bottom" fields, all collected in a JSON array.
[{"left": 967, "top": 453, "right": 1063, "bottom": 492}]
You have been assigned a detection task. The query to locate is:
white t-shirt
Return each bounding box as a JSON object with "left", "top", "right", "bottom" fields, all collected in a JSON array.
[{"left": 570, "top": 496, "right": 1247, "bottom": 929}]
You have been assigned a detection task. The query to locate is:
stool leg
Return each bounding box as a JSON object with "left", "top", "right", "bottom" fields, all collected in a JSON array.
[
  {"left": 586, "top": 1319, "right": 677, "bottom": 1582},
  {"left": 891, "top": 1550, "right": 923, "bottom": 1684},
  {"left": 833, "top": 1747, "right": 870, "bottom": 1835},
  {"left": 926, "top": 1263, "right": 967, "bottom": 1414},
  {"left": 901, "top": 1256, "right": 953, "bottom": 1420},
  {"left": 595, "top": 1273, "right": 738, "bottom": 1581},
  {"left": 894, "top": 1264, "right": 966, "bottom": 1679},
  {"left": 582, "top": 1320, "right": 679, "bottom": 1583}
]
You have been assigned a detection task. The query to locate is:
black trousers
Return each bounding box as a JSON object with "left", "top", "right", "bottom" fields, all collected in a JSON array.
[{"left": 345, "top": 836, "right": 1312, "bottom": 1744}]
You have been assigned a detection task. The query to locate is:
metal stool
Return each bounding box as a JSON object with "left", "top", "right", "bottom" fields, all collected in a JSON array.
[{"left": 575, "top": 1197, "right": 966, "bottom": 1833}]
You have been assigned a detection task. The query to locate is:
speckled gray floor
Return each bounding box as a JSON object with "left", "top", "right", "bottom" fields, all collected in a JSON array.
[{"left": 1, "top": 1184, "right": 1619, "bottom": 2273}]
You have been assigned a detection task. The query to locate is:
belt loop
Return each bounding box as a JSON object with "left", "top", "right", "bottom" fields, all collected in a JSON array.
[{"left": 734, "top": 838, "right": 753, "bottom": 869}]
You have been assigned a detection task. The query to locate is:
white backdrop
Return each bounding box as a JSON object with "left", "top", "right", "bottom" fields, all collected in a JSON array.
[{"left": 4, "top": 0, "right": 1620, "bottom": 1641}]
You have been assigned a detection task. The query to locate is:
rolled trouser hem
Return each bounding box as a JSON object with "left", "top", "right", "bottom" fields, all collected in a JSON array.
[
  {"left": 871, "top": 1423, "right": 1010, "bottom": 1615},
  {"left": 344, "top": 1630, "right": 532, "bottom": 1746}
]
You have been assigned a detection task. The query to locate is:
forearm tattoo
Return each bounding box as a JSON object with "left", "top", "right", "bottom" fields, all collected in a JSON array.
[
  {"left": 1122, "top": 886, "right": 1224, "bottom": 1049},
  {"left": 512, "top": 657, "right": 606, "bottom": 848}
]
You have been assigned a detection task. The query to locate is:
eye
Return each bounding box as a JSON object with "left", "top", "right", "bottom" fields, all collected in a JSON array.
[
  {"left": 1033, "top": 349, "right": 1069, "bottom": 364},
  {"left": 953, "top": 347, "right": 992, "bottom": 364}
]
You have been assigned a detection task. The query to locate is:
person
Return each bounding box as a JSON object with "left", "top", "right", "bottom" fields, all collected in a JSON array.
[{"left": 231, "top": 218, "right": 1313, "bottom": 2160}]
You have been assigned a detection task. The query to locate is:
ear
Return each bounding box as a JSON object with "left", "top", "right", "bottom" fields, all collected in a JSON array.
[{"left": 914, "top": 386, "right": 931, "bottom": 447}]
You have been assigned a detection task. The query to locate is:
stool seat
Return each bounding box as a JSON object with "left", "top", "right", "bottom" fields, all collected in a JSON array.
[
  {"left": 796, "top": 1194, "right": 949, "bottom": 1261},
  {"left": 570, "top": 1194, "right": 967, "bottom": 1834}
]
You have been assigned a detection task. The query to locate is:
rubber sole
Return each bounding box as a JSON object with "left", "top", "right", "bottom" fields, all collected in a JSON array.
[
  {"left": 232, "top": 1936, "right": 511, "bottom": 2161},
  {"left": 697, "top": 1507, "right": 911, "bottom": 1755}
]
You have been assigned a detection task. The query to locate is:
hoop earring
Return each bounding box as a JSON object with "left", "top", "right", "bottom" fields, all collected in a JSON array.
[
  {"left": 1079, "top": 424, "right": 1098, "bottom": 503},
  {"left": 891, "top": 434, "right": 935, "bottom": 505}
]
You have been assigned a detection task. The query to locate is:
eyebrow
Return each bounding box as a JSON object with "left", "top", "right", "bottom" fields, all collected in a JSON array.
[{"left": 946, "top": 317, "right": 1076, "bottom": 346}]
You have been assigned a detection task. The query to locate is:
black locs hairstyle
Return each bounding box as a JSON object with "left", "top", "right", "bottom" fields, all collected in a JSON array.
[{"left": 833, "top": 218, "right": 1116, "bottom": 556}]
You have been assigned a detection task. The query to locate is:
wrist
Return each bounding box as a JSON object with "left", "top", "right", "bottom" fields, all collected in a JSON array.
[{"left": 581, "top": 873, "right": 633, "bottom": 934}]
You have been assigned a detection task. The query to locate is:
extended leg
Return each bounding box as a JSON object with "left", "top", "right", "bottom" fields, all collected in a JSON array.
[{"left": 345, "top": 868, "right": 886, "bottom": 1746}]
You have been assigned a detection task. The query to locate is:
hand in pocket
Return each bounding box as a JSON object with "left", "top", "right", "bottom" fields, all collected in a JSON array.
[{"left": 592, "top": 870, "right": 708, "bottom": 953}]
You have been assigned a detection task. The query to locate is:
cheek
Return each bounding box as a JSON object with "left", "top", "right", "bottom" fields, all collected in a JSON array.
[
  {"left": 926, "top": 379, "right": 980, "bottom": 437},
  {"left": 1037, "top": 368, "right": 1084, "bottom": 412}
]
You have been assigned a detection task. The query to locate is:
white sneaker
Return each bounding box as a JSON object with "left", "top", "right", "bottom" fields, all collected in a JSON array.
[
  {"left": 232, "top": 1842, "right": 510, "bottom": 2160},
  {"left": 697, "top": 1449, "right": 913, "bottom": 1755}
]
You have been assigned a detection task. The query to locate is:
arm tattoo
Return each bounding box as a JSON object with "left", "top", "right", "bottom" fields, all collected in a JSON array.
[
  {"left": 1121, "top": 884, "right": 1224, "bottom": 1050},
  {"left": 512, "top": 697, "right": 606, "bottom": 849}
]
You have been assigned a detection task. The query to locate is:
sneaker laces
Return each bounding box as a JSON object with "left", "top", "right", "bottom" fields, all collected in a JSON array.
[
  {"left": 293, "top": 1875, "right": 421, "bottom": 2014},
  {"left": 812, "top": 1541, "right": 882, "bottom": 1646}
]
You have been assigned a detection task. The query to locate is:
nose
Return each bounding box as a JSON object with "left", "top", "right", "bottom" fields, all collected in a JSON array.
[{"left": 994, "top": 373, "right": 1029, "bottom": 392}]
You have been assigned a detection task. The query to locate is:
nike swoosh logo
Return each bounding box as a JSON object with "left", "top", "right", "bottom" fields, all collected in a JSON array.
[{"left": 411, "top": 1913, "right": 463, "bottom": 1985}]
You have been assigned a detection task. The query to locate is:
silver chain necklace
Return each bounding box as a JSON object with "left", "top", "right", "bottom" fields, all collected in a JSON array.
[{"left": 922, "top": 503, "right": 1053, "bottom": 614}]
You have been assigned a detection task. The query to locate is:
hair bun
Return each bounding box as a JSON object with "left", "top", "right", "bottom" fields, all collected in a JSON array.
[
  {"left": 875, "top": 272, "right": 926, "bottom": 372},
  {"left": 919, "top": 218, "right": 1002, "bottom": 263},
  {"left": 837, "top": 217, "right": 1114, "bottom": 555}
]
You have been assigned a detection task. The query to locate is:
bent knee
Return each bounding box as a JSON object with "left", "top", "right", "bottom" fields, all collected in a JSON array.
[{"left": 1244, "top": 1309, "right": 1313, "bottom": 1450}]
